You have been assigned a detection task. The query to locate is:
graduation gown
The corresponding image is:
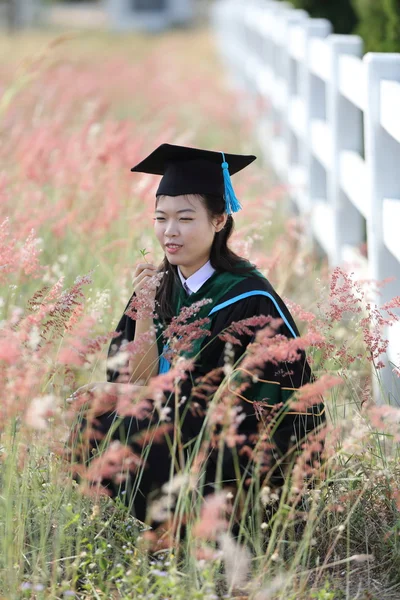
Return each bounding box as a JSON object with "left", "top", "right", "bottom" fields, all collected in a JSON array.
[{"left": 92, "top": 266, "right": 325, "bottom": 522}]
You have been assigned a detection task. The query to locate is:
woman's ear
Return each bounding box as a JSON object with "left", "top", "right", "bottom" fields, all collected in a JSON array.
[{"left": 214, "top": 213, "right": 228, "bottom": 233}]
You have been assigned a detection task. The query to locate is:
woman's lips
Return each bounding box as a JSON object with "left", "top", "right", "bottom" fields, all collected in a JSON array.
[{"left": 166, "top": 244, "right": 182, "bottom": 254}]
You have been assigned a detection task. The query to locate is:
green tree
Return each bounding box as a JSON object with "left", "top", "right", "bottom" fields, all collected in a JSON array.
[
  {"left": 284, "top": 0, "right": 400, "bottom": 53},
  {"left": 285, "top": 0, "right": 358, "bottom": 34},
  {"left": 353, "top": 0, "right": 400, "bottom": 52}
]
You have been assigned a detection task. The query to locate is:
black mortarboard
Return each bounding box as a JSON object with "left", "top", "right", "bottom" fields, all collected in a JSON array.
[{"left": 130, "top": 143, "right": 257, "bottom": 214}]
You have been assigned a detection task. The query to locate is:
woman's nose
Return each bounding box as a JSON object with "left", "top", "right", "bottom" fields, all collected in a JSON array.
[{"left": 165, "top": 222, "right": 179, "bottom": 235}]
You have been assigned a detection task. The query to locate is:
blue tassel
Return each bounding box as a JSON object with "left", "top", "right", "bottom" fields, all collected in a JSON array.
[
  {"left": 221, "top": 152, "right": 243, "bottom": 215},
  {"left": 158, "top": 343, "right": 171, "bottom": 374}
]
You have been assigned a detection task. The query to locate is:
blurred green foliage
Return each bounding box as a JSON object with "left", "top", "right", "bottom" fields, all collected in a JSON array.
[
  {"left": 352, "top": 0, "right": 400, "bottom": 52},
  {"left": 283, "top": 0, "right": 400, "bottom": 53},
  {"left": 284, "top": 0, "right": 358, "bottom": 34}
]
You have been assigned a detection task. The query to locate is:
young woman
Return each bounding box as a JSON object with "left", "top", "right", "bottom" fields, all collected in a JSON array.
[{"left": 74, "top": 143, "right": 325, "bottom": 532}]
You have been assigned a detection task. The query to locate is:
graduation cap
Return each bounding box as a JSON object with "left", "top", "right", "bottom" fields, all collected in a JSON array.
[{"left": 130, "top": 143, "right": 257, "bottom": 215}]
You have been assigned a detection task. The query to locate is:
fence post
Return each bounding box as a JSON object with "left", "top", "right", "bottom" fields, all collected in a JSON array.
[
  {"left": 364, "top": 53, "right": 400, "bottom": 404},
  {"left": 299, "top": 20, "right": 332, "bottom": 221},
  {"left": 251, "top": 1, "right": 297, "bottom": 170},
  {"left": 212, "top": 1, "right": 247, "bottom": 94},
  {"left": 281, "top": 9, "right": 309, "bottom": 182},
  {"left": 327, "top": 35, "right": 365, "bottom": 266}
]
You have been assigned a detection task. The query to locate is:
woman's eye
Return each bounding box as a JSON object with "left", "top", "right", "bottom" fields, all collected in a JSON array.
[{"left": 153, "top": 218, "right": 193, "bottom": 221}]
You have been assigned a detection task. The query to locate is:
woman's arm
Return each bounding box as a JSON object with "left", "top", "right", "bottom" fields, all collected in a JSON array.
[
  {"left": 108, "top": 268, "right": 161, "bottom": 385},
  {"left": 127, "top": 317, "right": 160, "bottom": 384}
]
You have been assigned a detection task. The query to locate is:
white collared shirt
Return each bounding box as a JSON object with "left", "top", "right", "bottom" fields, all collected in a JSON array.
[{"left": 177, "top": 259, "right": 216, "bottom": 295}]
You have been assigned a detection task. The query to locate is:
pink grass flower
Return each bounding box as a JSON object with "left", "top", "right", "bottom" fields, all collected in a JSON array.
[
  {"left": 124, "top": 272, "right": 165, "bottom": 321},
  {"left": 82, "top": 440, "right": 143, "bottom": 485},
  {"left": 161, "top": 299, "right": 213, "bottom": 358},
  {"left": 290, "top": 374, "right": 343, "bottom": 412},
  {"left": 367, "top": 404, "right": 400, "bottom": 429},
  {"left": 24, "top": 394, "right": 59, "bottom": 430},
  {"left": 133, "top": 423, "right": 174, "bottom": 448},
  {"left": 283, "top": 299, "right": 317, "bottom": 324},
  {"left": 218, "top": 315, "right": 282, "bottom": 345},
  {"left": 0, "top": 219, "right": 43, "bottom": 281},
  {"left": 146, "top": 357, "right": 196, "bottom": 395},
  {"left": 192, "top": 492, "right": 230, "bottom": 540},
  {"left": 0, "top": 333, "right": 21, "bottom": 364},
  {"left": 290, "top": 426, "right": 329, "bottom": 498},
  {"left": 116, "top": 395, "right": 154, "bottom": 419},
  {"left": 239, "top": 329, "right": 325, "bottom": 373}
]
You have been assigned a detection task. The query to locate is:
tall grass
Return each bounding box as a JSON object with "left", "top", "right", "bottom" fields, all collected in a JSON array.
[{"left": 0, "top": 27, "right": 399, "bottom": 600}]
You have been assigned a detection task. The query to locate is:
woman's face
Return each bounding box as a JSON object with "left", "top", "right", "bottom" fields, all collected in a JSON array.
[{"left": 154, "top": 194, "right": 226, "bottom": 278}]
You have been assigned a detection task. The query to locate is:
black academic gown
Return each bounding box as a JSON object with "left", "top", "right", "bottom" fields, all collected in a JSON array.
[{"left": 89, "top": 274, "right": 325, "bottom": 523}]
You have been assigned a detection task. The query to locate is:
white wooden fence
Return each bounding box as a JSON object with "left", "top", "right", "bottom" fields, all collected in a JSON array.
[{"left": 211, "top": 0, "right": 400, "bottom": 403}]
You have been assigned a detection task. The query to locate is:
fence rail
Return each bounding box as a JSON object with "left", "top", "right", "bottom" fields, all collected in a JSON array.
[{"left": 212, "top": 0, "right": 400, "bottom": 402}]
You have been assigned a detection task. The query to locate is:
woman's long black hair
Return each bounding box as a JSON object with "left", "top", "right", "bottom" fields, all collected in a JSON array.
[{"left": 154, "top": 193, "right": 265, "bottom": 324}]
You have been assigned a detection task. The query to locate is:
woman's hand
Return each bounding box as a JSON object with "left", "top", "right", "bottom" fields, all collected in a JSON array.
[
  {"left": 132, "top": 262, "right": 162, "bottom": 302},
  {"left": 68, "top": 381, "right": 118, "bottom": 401},
  {"left": 69, "top": 381, "right": 146, "bottom": 400},
  {"left": 70, "top": 381, "right": 104, "bottom": 398}
]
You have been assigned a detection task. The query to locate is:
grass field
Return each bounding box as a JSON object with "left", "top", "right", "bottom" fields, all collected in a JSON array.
[{"left": 0, "top": 25, "right": 399, "bottom": 600}]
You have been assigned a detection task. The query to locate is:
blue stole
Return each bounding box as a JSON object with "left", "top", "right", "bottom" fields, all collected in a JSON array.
[{"left": 158, "top": 290, "right": 297, "bottom": 374}]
